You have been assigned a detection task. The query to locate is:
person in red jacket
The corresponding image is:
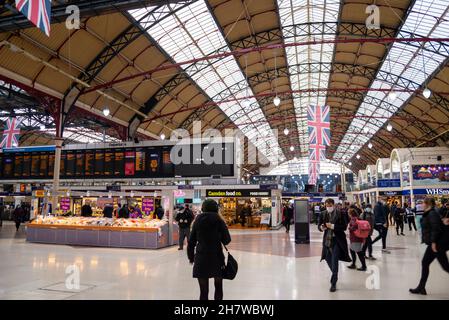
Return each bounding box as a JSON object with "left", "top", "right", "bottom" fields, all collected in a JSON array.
[{"left": 347, "top": 208, "right": 367, "bottom": 271}]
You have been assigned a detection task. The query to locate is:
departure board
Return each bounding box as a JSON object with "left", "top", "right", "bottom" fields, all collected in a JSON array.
[
  {"left": 94, "top": 150, "right": 104, "bottom": 176},
  {"left": 23, "top": 153, "right": 31, "bottom": 177},
  {"left": 66, "top": 151, "right": 76, "bottom": 177},
  {"left": 0, "top": 142, "right": 235, "bottom": 180},
  {"left": 14, "top": 154, "right": 23, "bottom": 177},
  {"left": 104, "top": 149, "right": 114, "bottom": 176},
  {"left": 85, "top": 150, "right": 94, "bottom": 176},
  {"left": 135, "top": 148, "right": 145, "bottom": 176},
  {"left": 75, "top": 151, "right": 84, "bottom": 177},
  {"left": 39, "top": 153, "right": 48, "bottom": 177},
  {"left": 3, "top": 154, "right": 13, "bottom": 178},
  {"left": 31, "top": 154, "right": 41, "bottom": 177},
  {"left": 114, "top": 149, "right": 124, "bottom": 176}
]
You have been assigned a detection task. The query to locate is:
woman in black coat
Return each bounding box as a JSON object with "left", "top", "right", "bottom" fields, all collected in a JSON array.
[
  {"left": 188, "top": 199, "right": 231, "bottom": 300},
  {"left": 410, "top": 197, "right": 449, "bottom": 295}
]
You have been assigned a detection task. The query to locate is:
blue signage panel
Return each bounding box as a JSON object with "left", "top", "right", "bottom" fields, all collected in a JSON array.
[
  {"left": 403, "top": 188, "right": 449, "bottom": 196},
  {"left": 377, "top": 179, "right": 401, "bottom": 188},
  {"left": 3, "top": 146, "right": 56, "bottom": 153}
]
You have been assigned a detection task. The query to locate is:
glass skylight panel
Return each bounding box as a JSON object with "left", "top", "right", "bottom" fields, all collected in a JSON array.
[
  {"left": 130, "top": 1, "right": 284, "bottom": 163},
  {"left": 268, "top": 158, "right": 345, "bottom": 175},
  {"left": 277, "top": 0, "right": 340, "bottom": 153},
  {"left": 333, "top": 0, "right": 449, "bottom": 162}
]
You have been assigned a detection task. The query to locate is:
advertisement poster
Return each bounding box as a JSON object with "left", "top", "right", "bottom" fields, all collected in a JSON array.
[
  {"left": 60, "top": 198, "right": 70, "bottom": 212},
  {"left": 125, "top": 151, "right": 135, "bottom": 176},
  {"left": 412, "top": 164, "right": 449, "bottom": 186},
  {"left": 142, "top": 198, "right": 154, "bottom": 215}
]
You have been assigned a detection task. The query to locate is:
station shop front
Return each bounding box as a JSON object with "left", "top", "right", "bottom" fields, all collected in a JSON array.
[{"left": 204, "top": 187, "right": 281, "bottom": 229}]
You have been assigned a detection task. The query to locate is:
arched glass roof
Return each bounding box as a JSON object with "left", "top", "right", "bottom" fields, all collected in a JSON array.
[{"left": 266, "top": 158, "right": 348, "bottom": 175}]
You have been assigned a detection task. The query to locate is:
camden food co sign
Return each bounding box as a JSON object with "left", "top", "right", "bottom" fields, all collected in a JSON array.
[{"left": 206, "top": 189, "right": 271, "bottom": 198}]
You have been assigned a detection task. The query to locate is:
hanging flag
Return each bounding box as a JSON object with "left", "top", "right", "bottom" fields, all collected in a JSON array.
[
  {"left": 15, "top": 0, "right": 52, "bottom": 37},
  {"left": 307, "top": 105, "right": 330, "bottom": 146},
  {"left": 309, "top": 144, "right": 326, "bottom": 162},
  {"left": 1, "top": 117, "right": 22, "bottom": 148},
  {"left": 308, "top": 161, "right": 319, "bottom": 185}
]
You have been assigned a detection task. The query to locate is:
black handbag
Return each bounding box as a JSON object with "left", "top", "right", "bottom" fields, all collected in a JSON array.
[{"left": 222, "top": 244, "right": 238, "bottom": 280}]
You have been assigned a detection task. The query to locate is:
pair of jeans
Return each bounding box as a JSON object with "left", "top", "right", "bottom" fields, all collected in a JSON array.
[
  {"left": 418, "top": 245, "right": 449, "bottom": 289},
  {"left": 363, "top": 235, "right": 373, "bottom": 257},
  {"left": 324, "top": 241, "right": 341, "bottom": 286},
  {"left": 408, "top": 216, "right": 417, "bottom": 231},
  {"left": 350, "top": 249, "right": 366, "bottom": 268},
  {"left": 179, "top": 227, "right": 190, "bottom": 249},
  {"left": 372, "top": 224, "right": 388, "bottom": 249},
  {"left": 396, "top": 219, "right": 404, "bottom": 235},
  {"left": 197, "top": 278, "right": 223, "bottom": 300}
]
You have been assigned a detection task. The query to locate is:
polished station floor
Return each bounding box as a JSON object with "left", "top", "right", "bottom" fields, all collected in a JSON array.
[{"left": 0, "top": 222, "right": 448, "bottom": 300}]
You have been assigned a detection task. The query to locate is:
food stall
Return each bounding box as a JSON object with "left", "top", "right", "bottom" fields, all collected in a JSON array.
[{"left": 27, "top": 216, "right": 178, "bottom": 249}]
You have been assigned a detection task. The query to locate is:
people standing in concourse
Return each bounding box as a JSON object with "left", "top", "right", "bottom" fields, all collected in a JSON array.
[
  {"left": 372, "top": 198, "right": 391, "bottom": 254},
  {"left": 318, "top": 198, "right": 351, "bottom": 292},
  {"left": 410, "top": 197, "right": 449, "bottom": 295}
]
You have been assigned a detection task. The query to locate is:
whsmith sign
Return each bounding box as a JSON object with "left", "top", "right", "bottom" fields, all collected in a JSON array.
[
  {"left": 404, "top": 188, "right": 449, "bottom": 196},
  {"left": 403, "top": 188, "right": 449, "bottom": 196},
  {"left": 206, "top": 189, "right": 271, "bottom": 198}
]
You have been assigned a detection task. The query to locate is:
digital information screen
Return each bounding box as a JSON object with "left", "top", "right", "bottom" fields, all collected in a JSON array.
[
  {"left": 104, "top": 149, "right": 114, "bottom": 176},
  {"left": 66, "top": 151, "right": 76, "bottom": 177},
  {"left": 40, "top": 153, "right": 48, "bottom": 177},
  {"left": 0, "top": 143, "right": 235, "bottom": 180},
  {"left": 85, "top": 151, "right": 94, "bottom": 177},
  {"left": 14, "top": 154, "right": 23, "bottom": 177},
  {"left": 114, "top": 150, "right": 124, "bottom": 176},
  {"left": 31, "top": 154, "right": 41, "bottom": 177},
  {"left": 75, "top": 151, "right": 84, "bottom": 177},
  {"left": 94, "top": 150, "right": 104, "bottom": 176}
]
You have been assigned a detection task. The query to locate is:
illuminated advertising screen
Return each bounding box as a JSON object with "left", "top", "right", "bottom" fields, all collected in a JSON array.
[
  {"left": 413, "top": 164, "right": 449, "bottom": 186},
  {"left": 148, "top": 148, "right": 161, "bottom": 177},
  {"left": 125, "top": 150, "right": 135, "bottom": 176}
]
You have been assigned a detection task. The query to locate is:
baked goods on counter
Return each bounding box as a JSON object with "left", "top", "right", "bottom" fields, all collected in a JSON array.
[{"left": 30, "top": 216, "right": 168, "bottom": 235}]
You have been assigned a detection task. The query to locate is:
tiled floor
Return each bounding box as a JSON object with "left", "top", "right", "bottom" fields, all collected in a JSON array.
[{"left": 0, "top": 221, "right": 448, "bottom": 300}]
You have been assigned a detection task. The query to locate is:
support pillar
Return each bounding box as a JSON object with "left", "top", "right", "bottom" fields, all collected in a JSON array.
[
  {"left": 52, "top": 138, "right": 64, "bottom": 213},
  {"left": 161, "top": 189, "right": 175, "bottom": 245}
]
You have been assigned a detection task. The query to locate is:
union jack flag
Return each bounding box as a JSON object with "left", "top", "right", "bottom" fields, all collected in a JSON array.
[
  {"left": 308, "top": 105, "right": 330, "bottom": 146},
  {"left": 309, "top": 144, "right": 326, "bottom": 162},
  {"left": 15, "top": 0, "right": 52, "bottom": 37},
  {"left": 308, "top": 161, "right": 319, "bottom": 185},
  {"left": 1, "top": 117, "right": 21, "bottom": 148}
]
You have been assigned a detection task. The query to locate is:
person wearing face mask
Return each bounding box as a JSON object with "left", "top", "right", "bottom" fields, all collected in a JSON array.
[
  {"left": 410, "top": 197, "right": 449, "bottom": 295},
  {"left": 318, "top": 198, "right": 351, "bottom": 292},
  {"left": 372, "top": 199, "right": 391, "bottom": 254},
  {"left": 360, "top": 204, "right": 376, "bottom": 260}
]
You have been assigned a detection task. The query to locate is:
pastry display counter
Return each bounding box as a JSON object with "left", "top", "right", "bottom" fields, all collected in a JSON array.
[{"left": 26, "top": 216, "right": 178, "bottom": 249}]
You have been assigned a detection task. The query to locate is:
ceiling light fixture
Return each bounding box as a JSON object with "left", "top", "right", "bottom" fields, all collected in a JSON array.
[
  {"left": 290, "top": 145, "right": 294, "bottom": 152},
  {"left": 388, "top": 91, "right": 397, "bottom": 102},
  {"left": 387, "top": 123, "right": 393, "bottom": 131},
  {"left": 423, "top": 88, "right": 431, "bottom": 99},
  {"left": 368, "top": 142, "right": 373, "bottom": 149},
  {"left": 356, "top": 154, "right": 361, "bottom": 159},
  {"left": 102, "top": 107, "right": 110, "bottom": 117},
  {"left": 283, "top": 128, "right": 289, "bottom": 136},
  {"left": 160, "top": 133, "right": 166, "bottom": 140},
  {"left": 273, "top": 95, "right": 281, "bottom": 107}
]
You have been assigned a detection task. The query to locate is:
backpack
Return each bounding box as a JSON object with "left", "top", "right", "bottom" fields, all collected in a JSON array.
[{"left": 354, "top": 219, "right": 371, "bottom": 239}]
